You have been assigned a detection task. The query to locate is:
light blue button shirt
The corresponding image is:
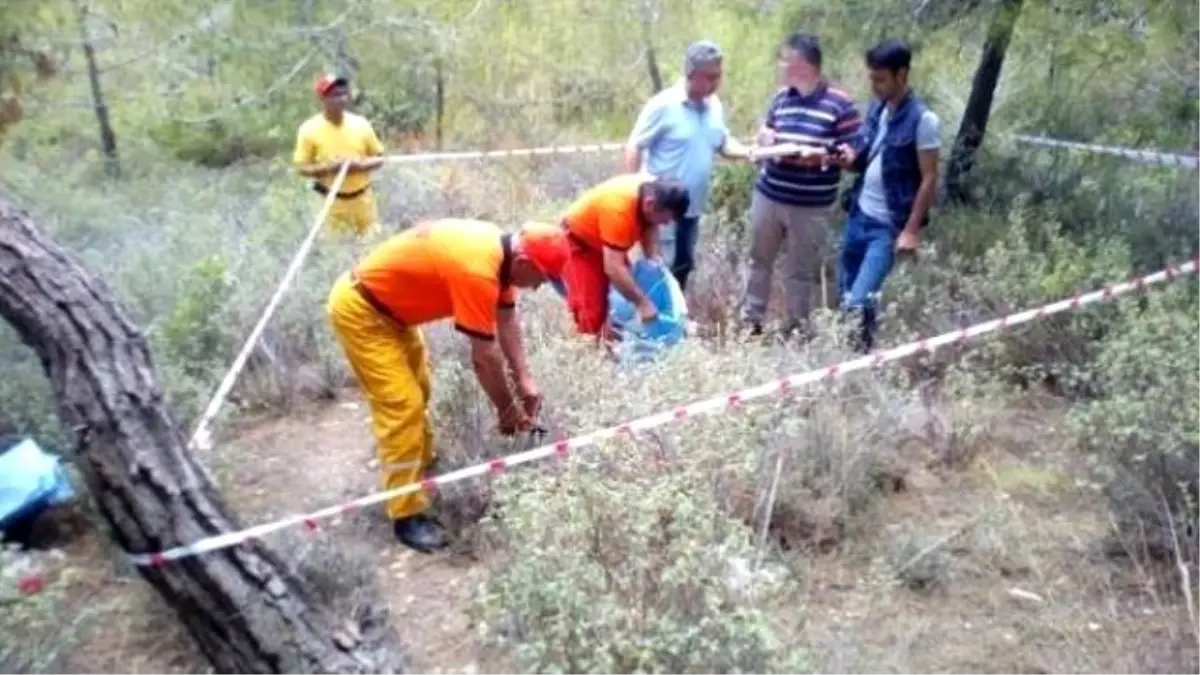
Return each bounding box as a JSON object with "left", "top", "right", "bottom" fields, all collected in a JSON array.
[{"left": 627, "top": 83, "right": 729, "bottom": 219}]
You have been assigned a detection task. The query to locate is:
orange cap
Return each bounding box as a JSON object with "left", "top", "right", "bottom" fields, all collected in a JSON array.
[
  {"left": 314, "top": 73, "right": 349, "bottom": 97},
  {"left": 517, "top": 221, "right": 569, "bottom": 278}
]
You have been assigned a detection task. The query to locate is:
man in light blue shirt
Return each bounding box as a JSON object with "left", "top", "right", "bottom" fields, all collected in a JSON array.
[{"left": 624, "top": 40, "right": 753, "bottom": 291}]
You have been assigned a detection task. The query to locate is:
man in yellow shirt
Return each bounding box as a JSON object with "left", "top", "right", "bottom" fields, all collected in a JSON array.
[{"left": 293, "top": 73, "right": 386, "bottom": 237}]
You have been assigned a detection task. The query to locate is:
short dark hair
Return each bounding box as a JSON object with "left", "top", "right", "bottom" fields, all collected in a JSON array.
[
  {"left": 644, "top": 178, "right": 690, "bottom": 220},
  {"left": 783, "top": 32, "right": 822, "bottom": 68},
  {"left": 865, "top": 39, "right": 912, "bottom": 72}
]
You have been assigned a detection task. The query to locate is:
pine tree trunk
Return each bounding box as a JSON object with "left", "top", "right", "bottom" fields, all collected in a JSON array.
[
  {"left": 0, "top": 194, "right": 408, "bottom": 674},
  {"left": 944, "top": 0, "right": 1025, "bottom": 202},
  {"left": 76, "top": 2, "right": 120, "bottom": 179}
]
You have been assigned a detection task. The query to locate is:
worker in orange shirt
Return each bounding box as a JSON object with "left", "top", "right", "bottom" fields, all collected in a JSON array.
[
  {"left": 293, "top": 73, "right": 386, "bottom": 237},
  {"left": 558, "top": 173, "right": 690, "bottom": 340},
  {"left": 326, "top": 218, "right": 568, "bottom": 553}
]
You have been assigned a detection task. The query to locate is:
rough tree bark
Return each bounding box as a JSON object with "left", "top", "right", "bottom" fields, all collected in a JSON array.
[
  {"left": 0, "top": 194, "right": 407, "bottom": 674},
  {"left": 943, "top": 0, "right": 1025, "bottom": 202}
]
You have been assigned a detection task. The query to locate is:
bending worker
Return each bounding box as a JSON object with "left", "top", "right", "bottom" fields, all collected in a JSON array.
[
  {"left": 326, "top": 218, "right": 568, "bottom": 553},
  {"left": 558, "top": 173, "right": 691, "bottom": 340},
  {"left": 293, "top": 73, "right": 386, "bottom": 237}
]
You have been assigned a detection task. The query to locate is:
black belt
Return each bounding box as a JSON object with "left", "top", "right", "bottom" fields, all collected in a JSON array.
[
  {"left": 313, "top": 182, "right": 370, "bottom": 200},
  {"left": 349, "top": 272, "right": 404, "bottom": 325}
]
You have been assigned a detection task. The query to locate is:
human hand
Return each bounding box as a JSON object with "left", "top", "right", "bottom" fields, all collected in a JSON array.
[
  {"left": 831, "top": 143, "right": 857, "bottom": 168},
  {"left": 516, "top": 376, "right": 542, "bottom": 419},
  {"left": 636, "top": 298, "right": 659, "bottom": 323},
  {"left": 756, "top": 128, "right": 777, "bottom": 146},
  {"left": 896, "top": 229, "right": 920, "bottom": 253},
  {"left": 498, "top": 404, "right": 533, "bottom": 436},
  {"left": 346, "top": 158, "right": 378, "bottom": 172}
]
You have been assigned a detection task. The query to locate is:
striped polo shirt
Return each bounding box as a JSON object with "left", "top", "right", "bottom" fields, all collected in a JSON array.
[{"left": 755, "top": 80, "right": 862, "bottom": 208}]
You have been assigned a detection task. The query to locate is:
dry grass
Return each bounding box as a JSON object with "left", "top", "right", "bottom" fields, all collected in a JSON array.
[{"left": 9, "top": 365, "right": 1197, "bottom": 673}]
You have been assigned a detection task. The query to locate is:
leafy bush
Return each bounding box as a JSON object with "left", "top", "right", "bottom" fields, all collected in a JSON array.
[
  {"left": 0, "top": 545, "right": 85, "bottom": 673},
  {"left": 148, "top": 116, "right": 284, "bottom": 169},
  {"left": 153, "top": 254, "right": 237, "bottom": 376},
  {"left": 473, "top": 455, "right": 807, "bottom": 674},
  {"left": 1066, "top": 286, "right": 1200, "bottom": 566},
  {"left": 883, "top": 195, "right": 1136, "bottom": 394},
  {"left": 551, "top": 69, "right": 620, "bottom": 127},
  {"left": 706, "top": 162, "right": 756, "bottom": 244}
]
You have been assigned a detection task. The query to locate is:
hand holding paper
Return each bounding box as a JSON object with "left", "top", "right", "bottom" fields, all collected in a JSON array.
[{"left": 749, "top": 142, "right": 828, "bottom": 164}]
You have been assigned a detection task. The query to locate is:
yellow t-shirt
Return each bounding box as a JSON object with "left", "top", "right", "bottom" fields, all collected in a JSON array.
[{"left": 292, "top": 112, "right": 385, "bottom": 195}]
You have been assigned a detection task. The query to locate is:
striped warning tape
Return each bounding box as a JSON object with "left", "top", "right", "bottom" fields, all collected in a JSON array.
[
  {"left": 182, "top": 133, "right": 1193, "bottom": 455},
  {"left": 374, "top": 135, "right": 1198, "bottom": 169},
  {"left": 1006, "top": 134, "right": 1199, "bottom": 168},
  {"left": 182, "top": 144, "right": 625, "bottom": 451},
  {"left": 187, "top": 161, "right": 351, "bottom": 454},
  {"left": 116, "top": 257, "right": 1197, "bottom": 567},
  {"left": 383, "top": 142, "right": 626, "bottom": 165}
]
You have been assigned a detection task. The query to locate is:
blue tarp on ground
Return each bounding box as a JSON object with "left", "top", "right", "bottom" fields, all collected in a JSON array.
[{"left": 0, "top": 438, "right": 75, "bottom": 535}]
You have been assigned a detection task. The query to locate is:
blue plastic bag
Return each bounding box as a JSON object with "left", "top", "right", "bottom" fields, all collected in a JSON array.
[
  {"left": 608, "top": 259, "right": 689, "bottom": 361},
  {"left": 0, "top": 438, "right": 76, "bottom": 534}
]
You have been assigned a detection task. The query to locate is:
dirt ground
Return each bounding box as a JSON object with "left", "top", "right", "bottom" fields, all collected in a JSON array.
[{"left": 55, "top": 390, "right": 1198, "bottom": 674}]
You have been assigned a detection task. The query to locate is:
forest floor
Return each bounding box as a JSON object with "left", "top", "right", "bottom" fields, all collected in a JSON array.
[{"left": 42, "top": 386, "right": 1198, "bottom": 674}]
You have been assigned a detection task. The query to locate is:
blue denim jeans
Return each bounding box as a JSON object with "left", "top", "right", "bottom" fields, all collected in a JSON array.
[
  {"left": 660, "top": 215, "right": 700, "bottom": 291},
  {"left": 837, "top": 209, "right": 898, "bottom": 340}
]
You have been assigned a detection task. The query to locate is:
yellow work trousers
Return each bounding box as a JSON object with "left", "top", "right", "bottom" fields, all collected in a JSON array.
[
  {"left": 326, "top": 272, "right": 434, "bottom": 520},
  {"left": 320, "top": 190, "right": 380, "bottom": 238}
]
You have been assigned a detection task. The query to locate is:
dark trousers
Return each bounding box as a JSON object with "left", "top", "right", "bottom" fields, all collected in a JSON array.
[{"left": 665, "top": 215, "right": 700, "bottom": 290}]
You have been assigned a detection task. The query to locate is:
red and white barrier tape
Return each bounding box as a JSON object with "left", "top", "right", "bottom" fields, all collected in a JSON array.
[
  {"left": 1008, "top": 134, "right": 1199, "bottom": 169},
  {"left": 374, "top": 135, "right": 1198, "bottom": 169},
  {"left": 184, "top": 144, "right": 626, "bottom": 452},
  {"left": 120, "top": 258, "right": 1197, "bottom": 567},
  {"left": 183, "top": 133, "right": 1190, "bottom": 453},
  {"left": 383, "top": 142, "right": 625, "bottom": 165},
  {"left": 187, "top": 162, "right": 351, "bottom": 454}
]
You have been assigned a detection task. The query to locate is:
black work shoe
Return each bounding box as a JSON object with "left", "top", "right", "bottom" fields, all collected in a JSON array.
[
  {"left": 840, "top": 307, "right": 872, "bottom": 354},
  {"left": 738, "top": 321, "right": 764, "bottom": 341},
  {"left": 392, "top": 514, "right": 449, "bottom": 554}
]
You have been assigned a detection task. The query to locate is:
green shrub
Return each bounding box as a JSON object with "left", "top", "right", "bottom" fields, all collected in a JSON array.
[
  {"left": 0, "top": 545, "right": 89, "bottom": 673},
  {"left": 1066, "top": 286, "right": 1200, "bottom": 564},
  {"left": 148, "top": 116, "right": 284, "bottom": 169},
  {"left": 551, "top": 69, "right": 620, "bottom": 128},
  {"left": 473, "top": 457, "right": 807, "bottom": 674},
  {"left": 883, "top": 195, "right": 1135, "bottom": 395},
  {"left": 707, "top": 162, "right": 756, "bottom": 242},
  {"left": 153, "top": 255, "right": 236, "bottom": 371}
]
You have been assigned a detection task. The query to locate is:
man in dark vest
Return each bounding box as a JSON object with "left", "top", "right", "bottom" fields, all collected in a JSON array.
[{"left": 831, "top": 39, "right": 941, "bottom": 352}]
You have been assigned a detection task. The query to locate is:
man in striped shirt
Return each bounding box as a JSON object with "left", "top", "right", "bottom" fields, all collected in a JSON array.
[{"left": 740, "top": 32, "right": 862, "bottom": 338}]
